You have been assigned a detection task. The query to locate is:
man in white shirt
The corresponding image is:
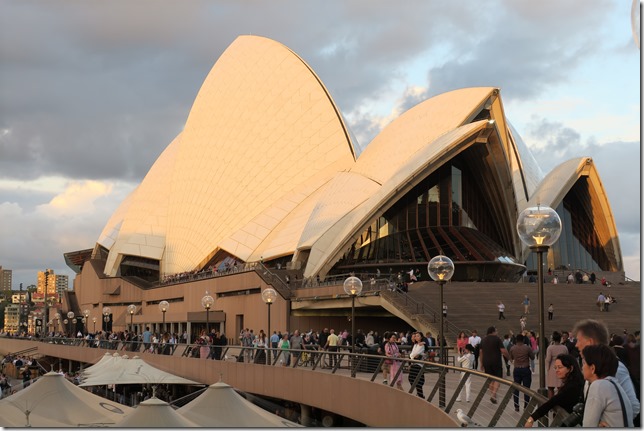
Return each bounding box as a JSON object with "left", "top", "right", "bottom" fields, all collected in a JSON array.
[
  {"left": 468, "top": 330, "right": 482, "bottom": 369},
  {"left": 573, "top": 319, "right": 640, "bottom": 426}
]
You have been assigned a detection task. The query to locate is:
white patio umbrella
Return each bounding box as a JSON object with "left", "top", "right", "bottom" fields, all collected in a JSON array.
[
  {"left": 79, "top": 355, "right": 200, "bottom": 386},
  {"left": 179, "top": 380, "right": 301, "bottom": 427},
  {"left": 115, "top": 396, "right": 199, "bottom": 427},
  {"left": 0, "top": 371, "right": 132, "bottom": 427}
]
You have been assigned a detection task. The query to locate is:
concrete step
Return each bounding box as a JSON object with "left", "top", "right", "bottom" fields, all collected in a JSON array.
[{"left": 400, "top": 280, "right": 640, "bottom": 340}]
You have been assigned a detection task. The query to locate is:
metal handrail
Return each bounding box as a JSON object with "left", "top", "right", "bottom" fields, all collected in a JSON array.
[{"left": 18, "top": 336, "right": 566, "bottom": 427}]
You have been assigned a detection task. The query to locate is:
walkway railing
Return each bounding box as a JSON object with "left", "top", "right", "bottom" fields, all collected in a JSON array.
[{"left": 12, "top": 336, "right": 569, "bottom": 427}]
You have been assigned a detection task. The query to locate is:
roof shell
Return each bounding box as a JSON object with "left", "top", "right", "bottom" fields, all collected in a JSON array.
[{"left": 99, "top": 35, "right": 357, "bottom": 275}]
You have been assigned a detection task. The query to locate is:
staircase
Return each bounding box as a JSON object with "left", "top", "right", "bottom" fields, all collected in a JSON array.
[
  {"left": 254, "top": 263, "right": 293, "bottom": 299},
  {"left": 380, "top": 280, "right": 641, "bottom": 342}
]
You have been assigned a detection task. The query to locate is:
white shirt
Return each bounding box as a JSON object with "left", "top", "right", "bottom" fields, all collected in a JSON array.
[
  {"left": 457, "top": 352, "right": 474, "bottom": 369},
  {"left": 409, "top": 342, "right": 425, "bottom": 360},
  {"left": 468, "top": 335, "right": 481, "bottom": 347},
  {"left": 498, "top": 303, "right": 505, "bottom": 312}
]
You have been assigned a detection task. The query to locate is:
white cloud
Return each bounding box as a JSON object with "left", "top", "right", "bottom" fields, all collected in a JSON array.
[{"left": 38, "top": 180, "right": 113, "bottom": 216}]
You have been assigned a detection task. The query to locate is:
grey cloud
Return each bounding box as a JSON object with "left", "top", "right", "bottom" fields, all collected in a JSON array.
[{"left": 524, "top": 116, "right": 640, "bottom": 236}]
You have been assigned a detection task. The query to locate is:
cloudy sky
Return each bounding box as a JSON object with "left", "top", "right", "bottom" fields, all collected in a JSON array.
[{"left": 0, "top": 0, "right": 640, "bottom": 289}]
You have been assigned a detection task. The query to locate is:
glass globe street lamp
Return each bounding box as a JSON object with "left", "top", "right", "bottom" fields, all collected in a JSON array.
[
  {"left": 159, "top": 301, "right": 169, "bottom": 332},
  {"left": 343, "top": 276, "right": 363, "bottom": 377},
  {"left": 72, "top": 318, "right": 78, "bottom": 337},
  {"left": 83, "top": 309, "right": 90, "bottom": 334},
  {"left": 102, "top": 306, "right": 111, "bottom": 332},
  {"left": 428, "top": 255, "right": 455, "bottom": 408},
  {"left": 127, "top": 304, "right": 137, "bottom": 333},
  {"left": 67, "top": 311, "right": 75, "bottom": 338},
  {"left": 261, "top": 288, "right": 277, "bottom": 365},
  {"left": 63, "top": 319, "right": 69, "bottom": 338},
  {"left": 517, "top": 205, "right": 562, "bottom": 396},
  {"left": 201, "top": 292, "right": 214, "bottom": 333},
  {"left": 92, "top": 316, "right": 97, "bottom": 333}
]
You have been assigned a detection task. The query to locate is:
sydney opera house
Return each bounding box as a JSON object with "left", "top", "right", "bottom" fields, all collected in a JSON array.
[{"left": 63, "top": 35, "right": 622, "bottom": 339}]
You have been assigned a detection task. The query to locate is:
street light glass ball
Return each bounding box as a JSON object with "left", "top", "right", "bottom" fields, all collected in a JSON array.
[
  {"left": 427, "top": 255, "right": 455, "bottom": 281},
  {"left": 127, "top": 304, "right": 137, "bottom": 315},
  {"left": 102, "top": 306, "right": 111, "bottom": 316},
  {"left": 261, "top": 287, "right": 277, "bottom": 304},
  {"left": 343, "top": 276, "right": 363, "bottom": 296},
  {"left": 516, "top": 205, "right": 562, "bottom": 247},
  {"left": 159, "top": 300, "right": 170, "bottom": 312},
  {"left": 92, "top": 317, "right": 97, "bottom": 323},
  {"left": 201, "top": 292, "right": 214, "bottom": 309},
  {"left": 63, "top": 319, "right": 68, "bottom": 325},
  {"left": 67, "top": 311, "right": 75, "bottom": 319},
  {"left": 83, "top": 309, "right": 90, "bottom": 318}
]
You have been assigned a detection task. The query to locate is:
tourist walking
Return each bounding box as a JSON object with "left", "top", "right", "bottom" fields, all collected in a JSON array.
[
  {"left": 479, "top": 326, "right": 509, "bottom": 404},
  {"left": 548, "top": 303, "right": 554, "bottom": 320},
  {"left": 597, "top": 292, "right": 606, "bottom": 311},
  {"left": 456, "top": 331, "right": 468, "bottom": 355},
  {"left": 545, "top": 331, "right": 569, "bottom": 398},
  {"left": 456, "top": 344, "right": 475, "bottom": 402},
  {"left": 522, "top": 295, "right": 531, "bottom": 315},
  {"left": 509, "top": 334, "right": 534, "bottom": 411},
  {"left": 497, "top": 301, "right": 506, "bottom": 320},
  {"left": 468, "top": 330, "right": 482, "bottom": 370},
  {"left": 408, "top": 332, "right": 426, "bottom": 398},
  {"left": 384, "top": 333, "right": 403, "bottom": 390},
  {"left": 278, "top": 333, "right": 290, "bottom": 366}
]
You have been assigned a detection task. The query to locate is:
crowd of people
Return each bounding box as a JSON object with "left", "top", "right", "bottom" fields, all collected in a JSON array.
[{"left": 462, "top": 319, "right": 641, "bottom": 427}]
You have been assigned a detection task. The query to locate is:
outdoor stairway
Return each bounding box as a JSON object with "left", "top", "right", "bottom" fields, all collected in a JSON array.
[{"left": 389, "top": 280, "right": 640, "bottom": 341}]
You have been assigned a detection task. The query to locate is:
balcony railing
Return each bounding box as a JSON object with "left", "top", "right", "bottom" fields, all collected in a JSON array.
[{"left": 2, "top": 336, "right": 568, "bottom": 427}]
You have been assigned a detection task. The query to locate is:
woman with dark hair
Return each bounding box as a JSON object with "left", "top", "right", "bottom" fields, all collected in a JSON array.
[
  {"left": 545, "top": 331, "right": 569, "bottom": 398},
  {"left": 456, "top": 331, "right": 468, "bottom": 355},
  {"left": 524, "top": 354, "right": 584, "bottom": 427},
  {"left": 582, "top": 344, "right": 634, "bottom": 427}
]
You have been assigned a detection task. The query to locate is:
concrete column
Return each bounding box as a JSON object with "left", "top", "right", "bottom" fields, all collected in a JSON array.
[{"left": 300, "top": 404, "right": 312, "bottom": 426}]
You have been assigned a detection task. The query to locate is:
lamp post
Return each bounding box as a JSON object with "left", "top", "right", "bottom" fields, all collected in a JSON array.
[
  {"left": 261, "top": 288, "right": 277, "bottom": 365},
  {"left": 428, "top": 255, "right": 455, "bottom": 408},
  {"left": 66, "top": 311, "right": 75, "bottom": 337},
  {"left": 72, "top": 318, "right": 78, "bottom": 337},
  {"left": 159, "top": 301, "right": 169, "bottom": 332},
  {"left": 517, "top": 205, "right": 562, "bottom": 397},
  {"left": 343, "top": 276, "right": 363, "bottom": 378},
  {"left": 92, "top": 316, "right": 97, "bottom": 333},
  {"left": 54, "top": 313, "right": 60, "bottom": 334},
  {"left": 63, "top": 319, "right": 69, "bottom": 337},
  {"left": 127, "top": 304, "right": 137, "bottom": 333},
  {"left": 83, "top": 309, "right": 90, "bottom": 334},
  {"left": 201, "top": 292, "right": 214, "bottom": 333},
  {"left": 102, "top": 306, "right": 111, "bottom": 332},
  {"left": 42, "top": 270, "right": 49, "bottom": 338}
]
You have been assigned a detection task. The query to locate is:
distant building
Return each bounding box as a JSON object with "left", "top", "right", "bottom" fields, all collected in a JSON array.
[
  {"left": 0, "top": 266, "right": 12, "bottom": 291},
  {"left": 4, "top": 303, "right": 20, "bottom": 334},
  {"left": 33, "top": 269, "right": 58, "bottom": 304},
  {"left": 11, "top": 292, "right": 28, "bottom": 304},
  {"left": 55, "top": 274, "right": 69, "bottom": 298}
]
